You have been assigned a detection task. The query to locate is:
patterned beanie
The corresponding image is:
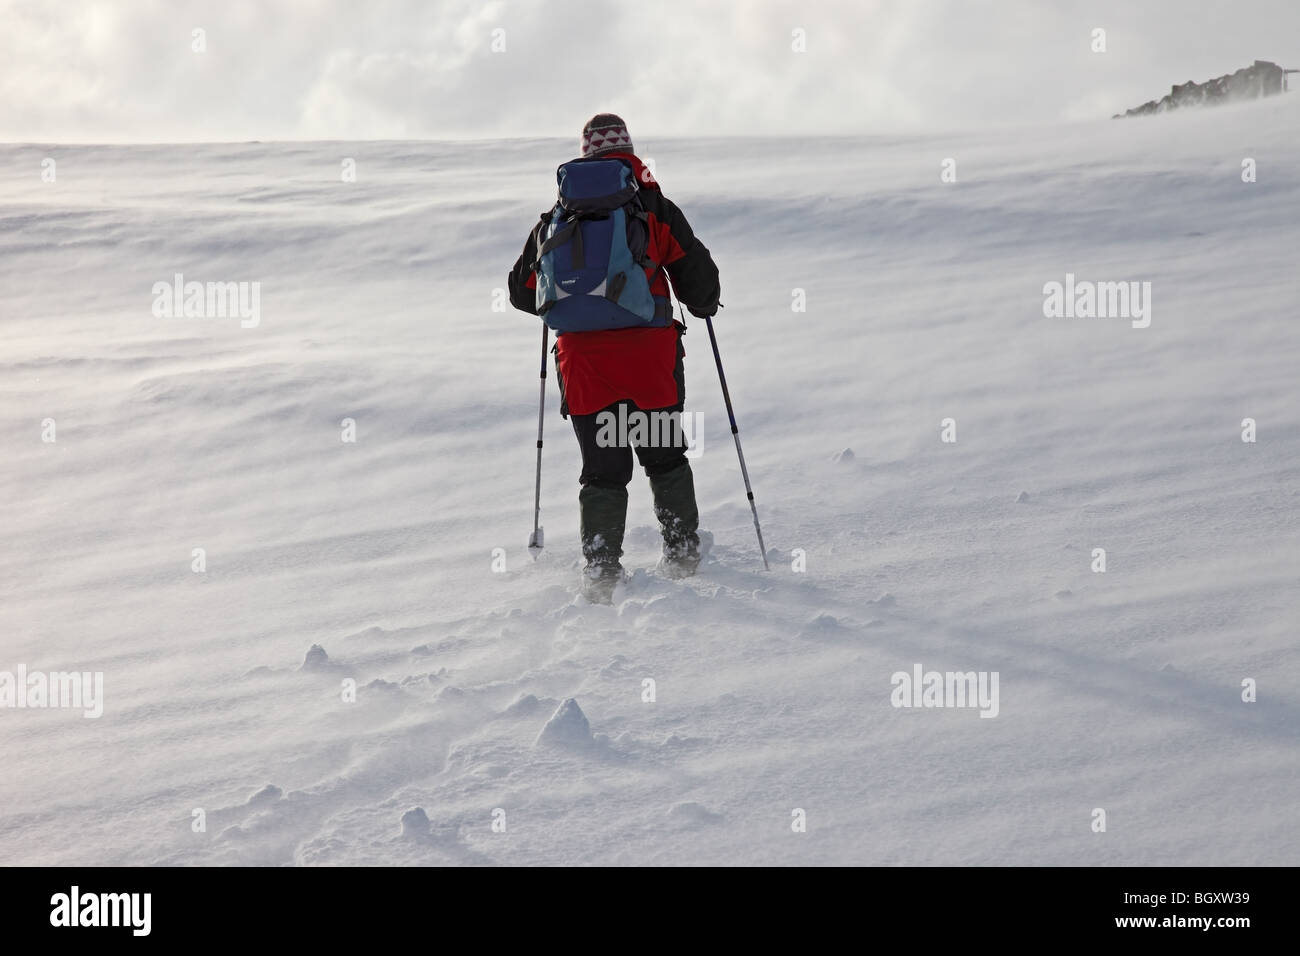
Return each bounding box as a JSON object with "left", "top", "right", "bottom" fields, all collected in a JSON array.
[{"left": 581, "top": 113, "right": 633, "bottom": 157}]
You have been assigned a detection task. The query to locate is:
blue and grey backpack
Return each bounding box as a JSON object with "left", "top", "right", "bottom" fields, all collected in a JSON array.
[{"left": 532, "top": 158, "right": 667, "bottom": 332}]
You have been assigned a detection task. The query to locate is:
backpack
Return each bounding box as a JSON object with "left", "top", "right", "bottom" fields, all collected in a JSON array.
[{"left": 532, "top": 158, "right": 665, "bottom": 332}]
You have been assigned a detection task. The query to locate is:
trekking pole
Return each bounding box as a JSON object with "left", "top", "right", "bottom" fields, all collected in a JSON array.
[
  {"left": 527, "top": 322, "right": 548, "bottom": 555},
  {"left": 704, "top": 313, "right": 770, "bottom": 570}
]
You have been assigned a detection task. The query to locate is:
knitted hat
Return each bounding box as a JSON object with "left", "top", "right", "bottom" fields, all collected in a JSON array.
[{"left": 581, "top": 113, "right": 633, "bottom": 157}]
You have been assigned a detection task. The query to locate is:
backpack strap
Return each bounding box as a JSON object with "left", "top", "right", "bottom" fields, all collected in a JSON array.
[
  {"left": 528, "top": 218, "right": 549, "bottom": 272},
  {"left": 531, "top": 213, "right": 585, "bottom": 271},
  {"left": 606, "top": 273, "right": 627, "bottom": 303},
  {"left": 537, "top": 218, "right": 584, "bottom": 270},
  {"left": 628, "top": 207, "right": 661, "bottom": 274}
]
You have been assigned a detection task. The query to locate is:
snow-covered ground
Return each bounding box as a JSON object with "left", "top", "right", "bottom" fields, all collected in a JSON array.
[{"left": 2, "top": 94, "right": 1297, "bottom": 866}]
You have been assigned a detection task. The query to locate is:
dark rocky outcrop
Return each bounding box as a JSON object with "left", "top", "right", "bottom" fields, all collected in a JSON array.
[{"left": 1114, "top": 60, "right": 1295, "bottom": 118}]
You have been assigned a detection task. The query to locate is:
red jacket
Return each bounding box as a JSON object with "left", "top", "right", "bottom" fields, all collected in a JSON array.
[{"left": 509, "top": 152, "right": 720, "bottom": 415}]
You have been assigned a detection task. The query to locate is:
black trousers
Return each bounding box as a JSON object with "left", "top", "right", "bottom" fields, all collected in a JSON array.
[{"left": 571, "top": 400, "right": 690, "bottom": 488}]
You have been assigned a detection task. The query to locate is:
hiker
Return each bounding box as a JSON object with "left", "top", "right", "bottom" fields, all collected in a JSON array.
[{"left": 508, "top": 113, "right": 721, "bottom": 603}]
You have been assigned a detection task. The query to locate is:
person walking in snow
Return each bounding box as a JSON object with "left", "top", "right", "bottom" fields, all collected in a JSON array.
[{"left": 508, "top": 113, "right": 721, "bottom": 603}]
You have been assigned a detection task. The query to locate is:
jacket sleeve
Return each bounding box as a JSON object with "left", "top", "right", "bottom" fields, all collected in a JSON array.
[
  {"left": 643, "top": 191, "right": 721, "bottom": 319},
  {"left": 507, "top": 215, "right": 546, "bottom": 315}
]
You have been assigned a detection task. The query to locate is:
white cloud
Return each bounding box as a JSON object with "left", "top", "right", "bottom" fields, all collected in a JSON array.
[{"left": 1, "top": 0, "right": 1296, "bottom": 141}]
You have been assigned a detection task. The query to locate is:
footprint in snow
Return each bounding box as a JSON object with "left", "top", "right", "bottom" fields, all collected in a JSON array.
[
  {"left": 800, "top": 612, "right": 847, "bottom": 639},
  {"left": 667, "top": 801, "right": 723, "bottom": 825},
  {"left": 501, "top": 693, "right": 546, "bottom": 717}
]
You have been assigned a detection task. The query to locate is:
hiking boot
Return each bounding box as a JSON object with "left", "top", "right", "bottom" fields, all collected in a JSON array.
[
  {"left": 648, "top": 462, "right": 702, "bottom": 577},
  {"left": 656, "top": 530, "right": 712, "bottom": 579},
  {"left": 579, "top": 483, "right": 627, "bottom": 602},
  {"left": 580, "top": 564, "right": 624, "bottom": 604}
]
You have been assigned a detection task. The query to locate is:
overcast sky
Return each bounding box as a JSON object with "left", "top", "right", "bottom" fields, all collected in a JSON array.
[{"left": 3, "top": 0, "right": 1297, "bottom": 142}]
